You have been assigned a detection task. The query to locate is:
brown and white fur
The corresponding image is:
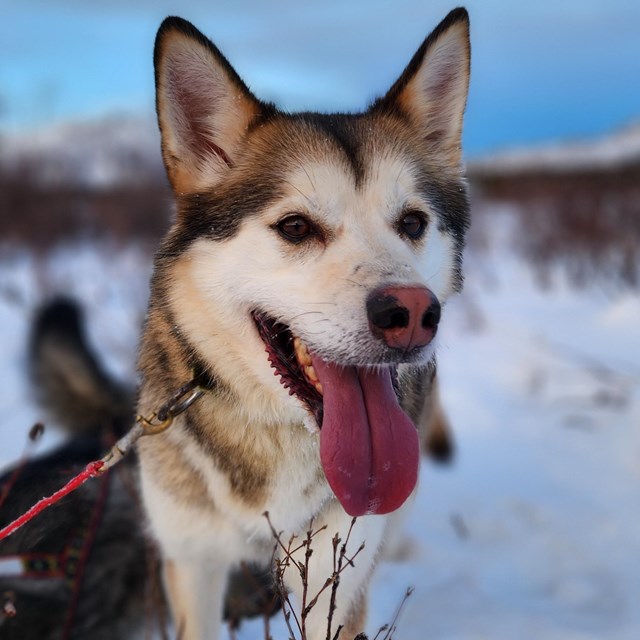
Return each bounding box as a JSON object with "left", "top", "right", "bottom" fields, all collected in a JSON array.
[{"left": 138, "top": 8, "right": 470, "bottom": 639}]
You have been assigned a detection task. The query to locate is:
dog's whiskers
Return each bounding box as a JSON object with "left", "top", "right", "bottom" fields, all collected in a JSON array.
[
  {"left": 303, "top": 302, "right": 337, "bottom": 306},
  {"left": 283, "top": 180, "right": 313, "bottom": 206},
  {"left": 340, "top": 278, "right": 367, "bottom": 289},
  {"left": 301, "top": 165, "right": 315, "bottom": 192}
]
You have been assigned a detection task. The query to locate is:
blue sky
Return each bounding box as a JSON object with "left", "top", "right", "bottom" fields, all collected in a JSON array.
[{"left": 2, "top": 0, "right": 639, "bottom": 156}]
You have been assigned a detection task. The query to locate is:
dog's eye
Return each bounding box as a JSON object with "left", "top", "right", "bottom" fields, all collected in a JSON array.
[
  {"left": 398, "top": 211, "right": 427, "bottom": 240},
  {"left": 276, "top": 215, "right": 314, "bottom": 242}
]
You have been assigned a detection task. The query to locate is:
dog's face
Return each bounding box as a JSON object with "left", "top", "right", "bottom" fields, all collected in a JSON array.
[{"left": 152, "top": 10, "right": 470, "bottom": 516}]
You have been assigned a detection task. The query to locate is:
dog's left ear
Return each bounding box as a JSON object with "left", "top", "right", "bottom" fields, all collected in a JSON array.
[
  {"left": 154, "top": 17, "right": 265, "bottom": 194},
  {"left": 373, "top": 8, "right": 470, "bottom": 168}
]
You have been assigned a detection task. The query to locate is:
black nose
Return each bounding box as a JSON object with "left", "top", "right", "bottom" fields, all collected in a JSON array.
[
  {"left": 367, "top": 286, "right": 440, "bottom": 351},
  {"left": 369, "top": 302, "right": 409, "bottom": 330},
  {"left": 422, "top": 298, "right": 441, "bottom": 329}
]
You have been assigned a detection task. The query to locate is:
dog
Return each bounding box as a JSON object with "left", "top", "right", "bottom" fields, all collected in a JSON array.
[
  {"left": 0, "top": 299, "right": 281, "bottom": 638},
  {"left": 137, "top": 7, "right": 470, "bottom": 640},
  {"left": 0, "top": 299, "right": 148, "bottom": 640}
]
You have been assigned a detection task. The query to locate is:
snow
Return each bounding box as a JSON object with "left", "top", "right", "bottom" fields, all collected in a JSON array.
[
  {"left": 1, "top": 228, "right": 638, "bottom": 639},
  {"left": 389, "top": 250, "right": 640, "bottom": 639},
  {"left": 0, "top": 115, "right": 163, "bottom": 187}
]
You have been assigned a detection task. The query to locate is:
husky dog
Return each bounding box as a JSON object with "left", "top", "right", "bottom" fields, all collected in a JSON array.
[
  {"left": 1, "top": 299, "right": 281, "bottom": 639},
  {"left": 138, "top": 7, "right": 470, "bottom": 639},
  {"left": 0, "top": 299, "right": 147, "bottom": 640}
]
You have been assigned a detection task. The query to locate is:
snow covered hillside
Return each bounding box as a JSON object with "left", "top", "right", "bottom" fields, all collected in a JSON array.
[
  {"left": 1, "top": 227, "right": 638, "bottom": 638},
  {"left": 468, "top": 122, "right": 640, "bottom": 175},
  {"left": 0, "top": 115, "right": 163, "bottom": 187}
]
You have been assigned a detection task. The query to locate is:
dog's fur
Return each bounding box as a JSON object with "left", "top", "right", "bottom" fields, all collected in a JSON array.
[{"left": 138, "top": 8, "right": 470, "bottom": 640}]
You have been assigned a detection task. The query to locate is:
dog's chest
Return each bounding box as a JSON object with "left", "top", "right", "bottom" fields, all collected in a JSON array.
[
  {"left": 261, "top": 435, "right": 333, "bottom": 529},
  {"left": 178, "top": 408, "right": 334, "bottom": 534}
]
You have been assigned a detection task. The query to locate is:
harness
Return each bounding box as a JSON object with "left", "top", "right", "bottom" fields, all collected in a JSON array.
[{"left": 0, "top": 371, "right": 211, "bottom": 635}]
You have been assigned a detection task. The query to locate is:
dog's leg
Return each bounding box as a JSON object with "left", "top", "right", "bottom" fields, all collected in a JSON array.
[
  {"left": 163, "top": 557, "right": 229, "bottom": 640},
  {"left": 282, "top": 502, "right": 386, "bottom": 640},
  {"left": 421, "top": 373, "right": 454, "bottom": 462}
]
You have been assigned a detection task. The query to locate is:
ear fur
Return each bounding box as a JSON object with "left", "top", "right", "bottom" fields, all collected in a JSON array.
[
  {"left": 154, "top": 17, "right": 265, "bottom": 194},
  {"left": 373, "top": 7, "right": 470, "bottom": 168}
]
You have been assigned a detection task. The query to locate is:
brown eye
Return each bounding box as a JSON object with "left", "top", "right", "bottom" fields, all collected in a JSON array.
[
  {"left": 399, "top": 211, "right": 427, "bottom": 239},
  {"left": 276, "top": 215, "right": 314, "bottom": 242}
]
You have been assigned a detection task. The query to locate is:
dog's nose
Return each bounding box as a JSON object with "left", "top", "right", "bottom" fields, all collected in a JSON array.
[{"left": 367, "top": 286, "right": 440, "bottom": 351}]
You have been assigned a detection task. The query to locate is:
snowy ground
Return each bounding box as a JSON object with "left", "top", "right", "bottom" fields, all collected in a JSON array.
[{"left": 1, "top": 223, "right": 638, "bottom": 639}]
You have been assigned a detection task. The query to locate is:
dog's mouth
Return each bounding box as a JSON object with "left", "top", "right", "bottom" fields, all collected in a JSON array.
[
  {"left": 253, "top": 312, "right": 324, "bottom": 427},
  {"left": 253, "top": 311, "right": 419, "bottom": 517}
]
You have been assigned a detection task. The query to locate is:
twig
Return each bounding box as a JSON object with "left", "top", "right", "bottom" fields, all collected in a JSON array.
[
  {"left": 265, "top": 511, "right": 410, "bottom": 640},
  {"left": 331, "top": 624, "right": 344, "bottom": 640},
  {"left": 326, "top": 518, "right": 360, "bottom": 640},
  {"left": 265, "top": 513, "right": 303, "bottom": 640},
  {"left": 381, "top": 587, "right": 414, "bottom": 640},
  {"left": 300, "top": 523, "right": 315, "bottom": 638}
]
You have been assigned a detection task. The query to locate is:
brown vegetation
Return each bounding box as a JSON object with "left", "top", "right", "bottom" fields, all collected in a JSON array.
[
  {"left": 468, "top": 162, "right": 640, "bottom": 287},
  {"left": 0, "top": 159, "right": 172, "bottom": 250}
]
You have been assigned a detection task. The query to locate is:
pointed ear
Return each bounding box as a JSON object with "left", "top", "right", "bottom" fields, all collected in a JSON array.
[
  {"left": 154, "top": 17, "right": 264, "bottom": 194},
  {"left": 373, "top": 8, "right": 470, "bottom": 168}
]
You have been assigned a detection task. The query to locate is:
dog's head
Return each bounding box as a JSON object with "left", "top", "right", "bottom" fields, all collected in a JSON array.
[{"left": 152, "top": 9, "right": 470, "bottom": 516}]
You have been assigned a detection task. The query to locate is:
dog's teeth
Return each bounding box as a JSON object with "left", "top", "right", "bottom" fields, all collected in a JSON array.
[
  {"left": 315, "top": 382, "right": 323, "bottom": 395},
  {"left": 305, "top": 365, "right": 318, "bottom": 383},
  {"left": 294, "top": 336, "right": 312, "bottom": 366}
]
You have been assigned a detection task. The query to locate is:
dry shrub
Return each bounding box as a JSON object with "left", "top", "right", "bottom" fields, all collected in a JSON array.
[
  {"left": 469, "top": 165, "right": 640, "bottom": 287},
  {"left": 260, "top": 513, "right": 412, "bottom": 640}
]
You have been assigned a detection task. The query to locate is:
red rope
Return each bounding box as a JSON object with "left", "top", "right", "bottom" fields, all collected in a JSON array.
[{"left": 0, "top": 461, "right": 104, "bottom": 542}]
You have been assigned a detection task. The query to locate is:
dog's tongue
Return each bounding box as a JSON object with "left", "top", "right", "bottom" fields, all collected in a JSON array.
[{"left": 312, "top": 355, "right": 419, "bottom": 516}]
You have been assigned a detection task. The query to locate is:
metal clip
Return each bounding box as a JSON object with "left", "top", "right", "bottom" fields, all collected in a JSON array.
[
  {"left": 136, "top": 412, "right": 175, "bottom": 436},
  {"left": 163, "top": 387, "right": 205, "bottom": 419},
  {"left": 137, "top": 385, "right": 205, "bottom": 436}
]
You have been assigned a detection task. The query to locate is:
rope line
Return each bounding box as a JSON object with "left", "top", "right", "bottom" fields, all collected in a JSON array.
[{"left": 0, "top": 461, "right": 104, "bottom": 542}]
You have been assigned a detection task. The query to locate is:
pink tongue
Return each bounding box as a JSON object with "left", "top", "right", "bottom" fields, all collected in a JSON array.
[{"left": 313, "top": 356, "right": 419, "bottom": 516}]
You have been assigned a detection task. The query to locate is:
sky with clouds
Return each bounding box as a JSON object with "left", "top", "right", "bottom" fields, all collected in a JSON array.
[{"left": 2, "top": 0, "right": 639, "bottom": 156}]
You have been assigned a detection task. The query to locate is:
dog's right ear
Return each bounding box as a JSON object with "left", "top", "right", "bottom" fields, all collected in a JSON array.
[{"left": 154, "top": 17, "right": 264, "bottom": 194}]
